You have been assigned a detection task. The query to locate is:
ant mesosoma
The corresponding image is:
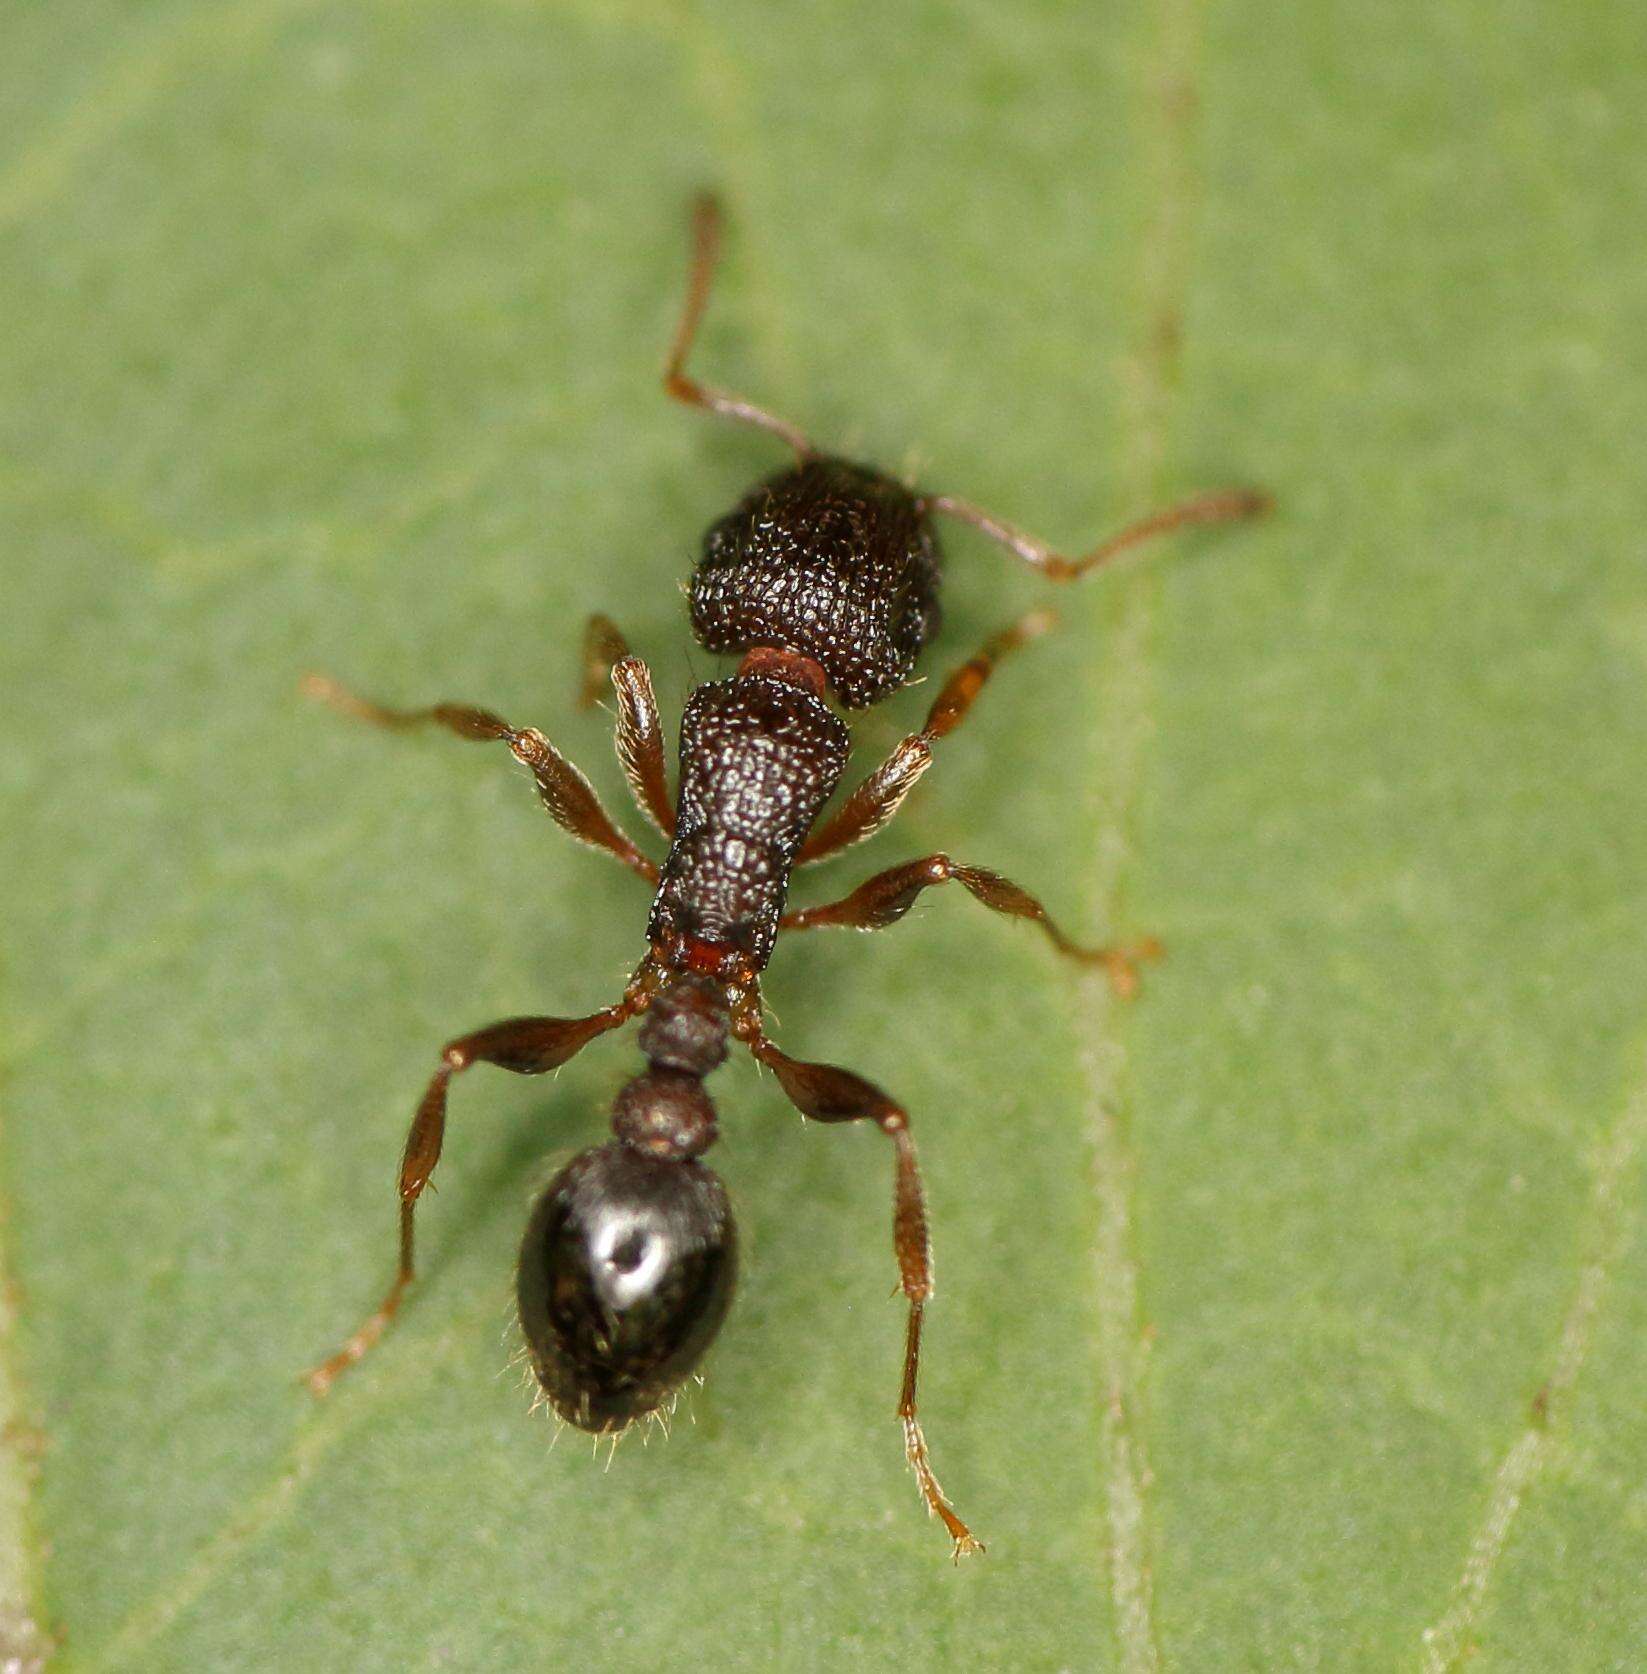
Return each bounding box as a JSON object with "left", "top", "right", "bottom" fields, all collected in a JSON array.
[{"left": 304, "top": 194, "right": 1267, "bottom": 1558}]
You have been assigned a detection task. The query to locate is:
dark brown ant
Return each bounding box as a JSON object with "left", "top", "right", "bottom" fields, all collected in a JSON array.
[{"left": 303, "top": 194, "right": 1267, "bottom": 1558}]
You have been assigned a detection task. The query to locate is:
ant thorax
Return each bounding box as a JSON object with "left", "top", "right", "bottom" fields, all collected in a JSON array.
[{"left": 646, "top": 672, "right": 849, "bottom": 974}]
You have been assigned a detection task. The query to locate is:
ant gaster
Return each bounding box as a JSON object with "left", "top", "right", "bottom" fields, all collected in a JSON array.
[{"left": 304, "top": 195, "right": 1267, "bottom": 1557}]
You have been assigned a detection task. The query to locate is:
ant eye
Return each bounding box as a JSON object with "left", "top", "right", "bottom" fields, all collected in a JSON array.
[{"left": 516, "top": 1142, "right": 736, "bottom": 1433}]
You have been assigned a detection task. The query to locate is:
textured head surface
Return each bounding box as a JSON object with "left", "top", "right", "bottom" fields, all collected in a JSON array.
[{"left": 690, "top": 456, "right": 943, "bottom": 709}]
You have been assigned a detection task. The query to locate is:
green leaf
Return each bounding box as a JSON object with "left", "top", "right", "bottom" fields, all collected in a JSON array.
[{"left": 4, "top": 2, "right": 1645, "bottom": 1668}]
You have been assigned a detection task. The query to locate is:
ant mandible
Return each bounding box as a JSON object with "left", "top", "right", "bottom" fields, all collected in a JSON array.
[{"left": 303, "top": 194, "right": 1267, "bottom": 1558}]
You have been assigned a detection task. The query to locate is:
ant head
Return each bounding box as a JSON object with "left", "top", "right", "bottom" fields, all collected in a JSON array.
[{"left": 516, "top": 1141, "right": 736, "bottom": 1433}]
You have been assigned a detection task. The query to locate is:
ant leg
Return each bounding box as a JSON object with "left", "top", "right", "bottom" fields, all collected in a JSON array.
[
  {"left": 797, "top": 611, "right": 1054, "bottom": 866},
  {"left": 795, "top": 737, "right": 933, "bottom": 868},
  {"left": 782, "top": 854, "right": 1162, "bottom": 998},
  {"left": 663, "top": 192, "right": 812, "bottom": 458},
  {"left": 741, "top": 1026, "right": 982, "bottom": 1559},
  {"left": 302, "top": 674, "right": 658, "bottom": 882},
  {"left": 609, "top": 657, "right": 675, "bottom": 839},
  {"left": 916, "top": 608, "right": 1057, "bottom": 742},
  {"left": 924, "top": 485, "right": 1271, "bottom": 583},
  {"left": 577, "top": 613, "right": 632, "bottom": 710},
  {"left": 305, "top": 1003, "right": 634, "bottom": 1395},
  {"left": 576, "top": 615, "right": 676, "bottom": 838}
]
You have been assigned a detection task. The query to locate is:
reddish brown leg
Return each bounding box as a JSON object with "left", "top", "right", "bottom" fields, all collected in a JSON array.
[
  {"left": 305, "top": 1004, "right": 634, "bottom": 1395},
  {"left": 783, "top": 853, "right": 1162, "bottom": 998},
  {"left": 663, "top": 192, "right": 812, "bottom": 457},
  {"left": 917, "top": 608, "right": 1056, "bottom": 742},
  {"left": 795, "top": 736, "right": 933, "bottom": 867},
  {"left": 741, "top": 1025, "right": 982, "bottom": 1559},
  {"left": 577, "top": 613, "right": 632, "bottom": 711},
  {"left": 302, "top": 674, "right": 657, "bottom": 882},
  {"left": 924, "top": 485, "right": 1270, "bottom": 583},
  {"left": 797, "top": 610, "right": 1055, "bottom": 867},
  {"left": 575, "top": 615, "right": 676, "bottom": 838}
]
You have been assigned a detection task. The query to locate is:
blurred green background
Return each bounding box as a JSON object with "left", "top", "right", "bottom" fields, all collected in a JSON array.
[{"left": 3, "top": 1, "right": 1645, "bottom": 1669}]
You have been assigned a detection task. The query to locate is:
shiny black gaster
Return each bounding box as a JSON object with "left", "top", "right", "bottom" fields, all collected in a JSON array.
[{"left": 516, "top": 1141, "right": 737, "bottom": 1431}]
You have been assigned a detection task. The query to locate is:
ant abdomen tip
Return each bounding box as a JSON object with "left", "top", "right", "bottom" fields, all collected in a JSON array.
[{"left": 516, "top": 1143, "right": 737, "bottom": 1435}]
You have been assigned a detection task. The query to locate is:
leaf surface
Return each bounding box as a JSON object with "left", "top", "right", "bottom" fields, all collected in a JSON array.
[{"left": 2, "top": 2, "right": 1644, "bottom": 1669}]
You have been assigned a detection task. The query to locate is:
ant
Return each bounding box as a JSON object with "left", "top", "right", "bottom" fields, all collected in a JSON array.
[{"left": 303, "top": 194, "right": 1267, "bottom": 1558}]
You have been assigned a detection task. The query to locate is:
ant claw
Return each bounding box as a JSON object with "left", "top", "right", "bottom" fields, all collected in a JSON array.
[{"left": 1103, "top": 936, "right": 1165, "bottom": 999}]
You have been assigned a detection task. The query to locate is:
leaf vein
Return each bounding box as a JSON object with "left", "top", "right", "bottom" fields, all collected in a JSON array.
[
  {"left": 1416, "top": 1053, "right": 1647, "bottom": 1673},
  {"left": 1080, "top": 0, "right": 1211, "bottom": 1666}
]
